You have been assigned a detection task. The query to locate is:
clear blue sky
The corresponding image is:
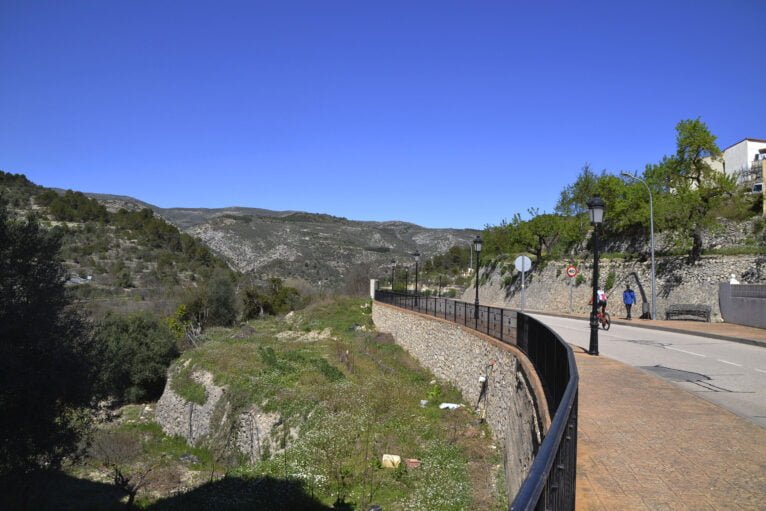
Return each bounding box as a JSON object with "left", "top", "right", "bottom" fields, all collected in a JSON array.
[{"left": 2, "top": 1, "right": 764, "bottom": 229}]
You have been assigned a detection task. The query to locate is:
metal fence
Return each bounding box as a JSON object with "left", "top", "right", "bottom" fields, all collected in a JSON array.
[{"left": 374, "top": 291, "right": 578, "bottom": 511}]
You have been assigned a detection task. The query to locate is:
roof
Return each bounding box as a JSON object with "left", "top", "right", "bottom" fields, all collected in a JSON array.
[{"left": 722, "top": 138, "right": 766, "bottom": 152}]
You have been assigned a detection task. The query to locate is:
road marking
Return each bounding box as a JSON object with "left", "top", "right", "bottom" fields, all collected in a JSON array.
[
  {"left": 718, "top": 359, "right": 743, "bottom": 367},
  {"left": 666, "top": 346, "right": 706, "bottom": 357},
  {"left": 755, "top": 369, "right": 766, "bottom": 374}
]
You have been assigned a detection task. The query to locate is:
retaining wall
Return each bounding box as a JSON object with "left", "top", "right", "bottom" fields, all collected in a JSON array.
[
  {"left": 719, "top": 283, "right": 766, "bottom": 329},
  {"left": 372, "top": 301, "right": 547, "bottom": 499}
]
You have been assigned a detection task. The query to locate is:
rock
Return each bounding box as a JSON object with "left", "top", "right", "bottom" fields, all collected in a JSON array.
[
  {"left": 179, "top": 454, "right": 200, "bottom": 464},
  {"left": 155, "top": 367, "right": 283, "bottom": 463}
]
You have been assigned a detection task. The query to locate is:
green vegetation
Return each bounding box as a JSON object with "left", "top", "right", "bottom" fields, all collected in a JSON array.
[
  {"left": 481, "top": 118, "right": 764, "bottom": 268},
  {"left": 0, "top": 201, "right": 100, "bottom": 477},
  {"left": 70, "top": 298, "right": 504, "bottom": 510},
  {"left": 93, "top": 312, "right": 180, "bottom": 403},
  {"left": 242, "top": 277, "right": 304, "bottom": 318}
]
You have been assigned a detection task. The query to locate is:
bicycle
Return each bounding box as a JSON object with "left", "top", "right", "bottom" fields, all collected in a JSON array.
[{"left": 595, "top": 309, "right": 611, "bottom": 330}]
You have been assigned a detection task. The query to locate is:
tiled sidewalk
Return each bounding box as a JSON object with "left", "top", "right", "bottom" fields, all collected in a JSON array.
[{"left": 575, "top": 347, "right": 766, "bottom": 510}]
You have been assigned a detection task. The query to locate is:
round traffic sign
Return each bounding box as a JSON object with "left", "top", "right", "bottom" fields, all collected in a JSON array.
[
  {"left": 566, "top": 265, "right": 578, "bottom": 278},
  {"left": 514, "top": 255, "right": 532, "bottom": 272}
]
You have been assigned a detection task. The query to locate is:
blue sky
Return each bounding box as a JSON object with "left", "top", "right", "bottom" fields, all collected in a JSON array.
[{"left": 2, "top": 1, "right": 765, "bottom": 229}]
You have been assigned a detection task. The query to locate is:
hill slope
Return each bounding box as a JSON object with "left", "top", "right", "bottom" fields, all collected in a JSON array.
[{"left": 83, "top": 193, "right": 479, "bottom": 286}]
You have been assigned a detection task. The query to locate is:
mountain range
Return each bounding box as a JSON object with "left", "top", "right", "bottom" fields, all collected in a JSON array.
[{"left": 86, "top": 192, "right": 479, "bottom": 286}]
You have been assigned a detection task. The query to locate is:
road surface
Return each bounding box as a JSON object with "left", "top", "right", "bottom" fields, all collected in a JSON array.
[{"left": 530, "top": 314, "right": 766, "bottom": 428}]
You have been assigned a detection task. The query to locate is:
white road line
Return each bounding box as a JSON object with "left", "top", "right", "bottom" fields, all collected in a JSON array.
[
  {"left": 718, "top": 359, "right": 743, "bottom": 367},
  {"left": 666, "top": 346, "right": 706, "bottom": 357},
  {"left": 755, "top": 369, "right": 766, "bottom": 374}
]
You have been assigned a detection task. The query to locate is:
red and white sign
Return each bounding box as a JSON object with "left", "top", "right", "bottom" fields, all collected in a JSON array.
[{"left": 566, "top": 265, "right": 578, "bottom": 278}]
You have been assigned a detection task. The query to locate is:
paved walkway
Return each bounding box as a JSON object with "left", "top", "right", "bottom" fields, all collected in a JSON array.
[{"left": 575, "top": 344, "right": 766, "bottom": 510}]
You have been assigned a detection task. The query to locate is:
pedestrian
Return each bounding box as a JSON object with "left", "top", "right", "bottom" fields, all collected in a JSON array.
[{"left": 623, "top": 285, "right": 637, "bottom": 319}]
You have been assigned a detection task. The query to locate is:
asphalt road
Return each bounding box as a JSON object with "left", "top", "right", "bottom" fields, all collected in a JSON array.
[{"left": 529, "top": 314, "right": 766, "bottom": 428}]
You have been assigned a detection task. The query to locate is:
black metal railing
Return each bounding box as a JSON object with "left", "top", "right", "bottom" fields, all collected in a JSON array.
[{"left": 374, "top": 290, "right": 578, "bottom": 511}]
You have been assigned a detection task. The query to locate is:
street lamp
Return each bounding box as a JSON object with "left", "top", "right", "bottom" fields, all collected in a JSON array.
[
  {"left": 587, "top": 196, "right": 605, "bottom": 356},
  {"left": 414, "top": 251, "right": 420, "bottom": 307},
  {"left": 391, "top": 259, "right": 396, "bottom": 291},
  {"left": 621, "top": 172, "right": 657, "bottom": 320},
  {"left": 473, "top": 235, "right": 483, "bottom": 322}
]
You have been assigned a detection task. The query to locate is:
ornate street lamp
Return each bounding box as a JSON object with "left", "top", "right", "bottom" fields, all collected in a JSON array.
[
  {"left": 414, "top": 251, "right": 420, "bottom": 307},
  {"left": 587, "top": 196, "right": 605, "bottom": 356},
  {"left": 391, "top": 259, "right": 396, "bottom": 291},
  {"left": 621, "top": 172, "right": 657, "bottom": 320},
  {"left": 473, "top": 235, "right": 483, "bottom": 322}
]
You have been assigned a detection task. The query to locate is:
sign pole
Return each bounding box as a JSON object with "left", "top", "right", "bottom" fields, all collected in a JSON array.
[{"left": 521, "top": 266, "right": 526, "bottom": 311}]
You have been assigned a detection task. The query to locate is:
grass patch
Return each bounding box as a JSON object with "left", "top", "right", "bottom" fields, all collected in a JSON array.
[
  {"left": 703, "top": 246, "right": 766, "bottom": 256},
  {"left": 170, "top": 363, "right": 207, "bottom": 405}
]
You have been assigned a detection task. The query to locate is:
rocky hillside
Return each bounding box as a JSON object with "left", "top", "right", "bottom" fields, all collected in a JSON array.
[{"left": 86, "top": 194, "right": 479, "bottom": 287}]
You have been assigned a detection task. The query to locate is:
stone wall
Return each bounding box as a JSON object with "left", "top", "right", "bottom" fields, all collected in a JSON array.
[
  {"left": 155, "top": 366, "right": 281, "bottom": 463},
  {"left": 464, "top": 254, "right": 766, "bottom": 321},
  {"left": 372, "top": 302, "right": 546, "bottom": 499}
]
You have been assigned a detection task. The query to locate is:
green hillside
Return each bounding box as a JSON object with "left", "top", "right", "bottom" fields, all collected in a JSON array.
[{"left": 1, "top": 171, "right": 230, "bottom": 316}]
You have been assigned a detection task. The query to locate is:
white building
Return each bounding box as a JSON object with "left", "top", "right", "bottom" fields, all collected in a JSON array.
[{"left": 709, "top": 138, "right": 766, "bottom": 190}]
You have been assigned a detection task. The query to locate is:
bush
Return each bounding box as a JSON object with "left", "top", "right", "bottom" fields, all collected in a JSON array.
[
  {"left": 183, "top": 269, "right": 239, "bottom": 328},
  {"left": 242, "top": 278, "right": 303, "bottom": 319},
  {"left": 93, "top": 312, "right": 179, "bottom": 403}
]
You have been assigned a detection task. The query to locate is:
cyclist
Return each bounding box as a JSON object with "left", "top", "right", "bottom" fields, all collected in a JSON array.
[{"left": 597, "top": 288, "right": 607, "bottom": 316}]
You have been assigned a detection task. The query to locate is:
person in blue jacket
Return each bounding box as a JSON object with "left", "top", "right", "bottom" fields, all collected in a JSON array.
[{"left": 623, "top": 285, "right": 637, "bottom": 319}]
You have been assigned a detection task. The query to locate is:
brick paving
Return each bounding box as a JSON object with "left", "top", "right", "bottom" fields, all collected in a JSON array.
[{"left": 574, "top": 346, "right": 766, "bottom": 510}]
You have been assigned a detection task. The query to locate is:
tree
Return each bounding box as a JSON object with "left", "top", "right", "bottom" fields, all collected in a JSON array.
[
  {"left": 648, "top": 118, "right": 728, "bottom": 262},
  {"left": 0, "top": 202, "right": 99, "bottom": 477},
  {"left": 183, "top": 268, "right": 238, "bottom": 328},
  {"left": 206, "top": 268, "right": 238, "bottom": 326},
  {"left": 93, "top": 312, "right": 179, "bottom": 403}
]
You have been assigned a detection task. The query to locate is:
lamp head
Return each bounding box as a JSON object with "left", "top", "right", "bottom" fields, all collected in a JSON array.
[
  {"left": 587, "top": 195, "right": 605, "bottom": 225},
  {"left": 414, "top": 251, "right": 420, "bottom": 263},
  {"left": 473, "top": 235, "right": 483, "bottom": 253}
]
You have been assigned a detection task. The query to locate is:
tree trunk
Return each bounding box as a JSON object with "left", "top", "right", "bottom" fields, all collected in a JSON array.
[{"left": 688, "top": 227, "right": 703, "bottom": 263}]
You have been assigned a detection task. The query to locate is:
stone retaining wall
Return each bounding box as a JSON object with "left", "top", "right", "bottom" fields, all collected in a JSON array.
[
  {"left": 465, "top": 254, "right": 766, "bottom": 321},
  {"left": 155, "top": 367, "right": 281, "bottom": 463},
  {"left": 372, "top": 301, "right": 546, "bottom": 499}
]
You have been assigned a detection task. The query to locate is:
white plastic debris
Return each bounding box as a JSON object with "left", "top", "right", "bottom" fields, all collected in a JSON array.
[
  {"left": 381, "top": 454, "right": 401, "bottom": 468},
  {"left": 439, "top": 403, "right": 461, "bottom": 410}
]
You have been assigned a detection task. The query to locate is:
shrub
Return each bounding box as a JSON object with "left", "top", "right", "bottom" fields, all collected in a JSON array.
[{"left": 93, "top": 312, "right": 179, "bottom": 402}]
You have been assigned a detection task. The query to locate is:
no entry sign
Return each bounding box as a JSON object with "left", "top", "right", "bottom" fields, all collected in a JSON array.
[{"left": 566, "top": 265, "right": 578, "bottom": 278}]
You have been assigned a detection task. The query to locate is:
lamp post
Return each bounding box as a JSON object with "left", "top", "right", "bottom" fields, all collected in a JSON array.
[
  {"left": 621, "top": 172, "right": 657, "bottom": 320},
  {"left": 587, "top": 196, "right": 605, "bottom": 356},
  {"left": 414, "top": 251, "right": 420, "bottom": 307},
  {"left": 390, "top": 259, "right": 396, "bottom": 291},
  {"left": 473, "top": 235, "right": 483, "bottom": 322}
]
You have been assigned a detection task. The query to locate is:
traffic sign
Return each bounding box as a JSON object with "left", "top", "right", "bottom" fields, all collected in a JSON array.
[
  {"left": 566, "top": 265, "right": 578, "bottom": 278},
  {"left": 514, "top": 255, "right": 532, "bottom": 273}
]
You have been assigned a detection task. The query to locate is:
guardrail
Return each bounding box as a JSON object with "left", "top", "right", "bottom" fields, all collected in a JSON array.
[{"left": 374, "top": 291, "right": 578, "bottom": 511}]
